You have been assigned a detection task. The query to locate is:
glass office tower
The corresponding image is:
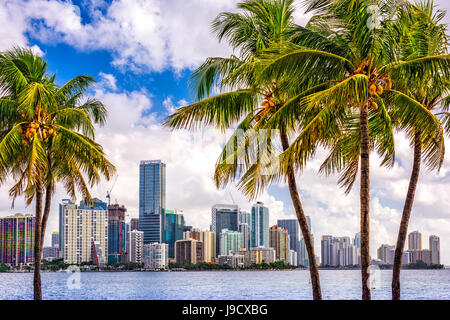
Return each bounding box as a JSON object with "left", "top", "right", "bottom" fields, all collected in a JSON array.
[
  {"left": 250, "top": 202, "right": 269, "bottom": 248},
  {"left": 165, "top": 209, "right": 185, "bottom": 258},
  {"left": 211, "top": 204, "right": 238, "bottom": 257},
  {"left": 139, "top": 160, "right": 166, "bottom": 244}
]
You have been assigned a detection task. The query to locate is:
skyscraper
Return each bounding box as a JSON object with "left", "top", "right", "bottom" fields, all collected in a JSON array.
[
  {"left": 58, "top": 198, "right": 74, "bottom": 257},
  {"left": 0, "top": 214, "right": 35, "bottom": 266},
  {"left": 429, "top": 235, "right": 440, "bottom": 265},
  {"left": 139, "top": 160, "right": 166, "bottom": 244},
  {"left": 107, "top": 204, "right": 128, "bottom": 264},
  {"left": 238, "top": 210, "right": 251, "bottom": 249},
  {"left": 130, "top": 218, "right": 139, "bottom": 231},
  {"left": 353, "top": 232, "right": 361, "bottom": 249},
  {"left": 51, "top": 232, "right": 59, "bottom": 250},
  {"left": 219, "top": 229, "right": 243, "bottom": 255},
  {"left": 269, "top": 226, "right": 289, "bottom": 262},
  {"left": 144, "top": 243, "right": 168, "bottom": 269},
  {"left": 129, "top": 230, "right": 144, "bottom": 264},
  {"left": 377, "top": 244, "right": 395, "bottom": 264},
  {"left": 321, "top": 235, "right": 358, "bottom": 267},
  {"left": 211, "top": 204, "right": 238, "bottom": 256},
  {"left": 277, "top": 219, "right": 300, "bottom": 264},
  {"left": 298, "top": 216, "right": 313, "bottom": 267},
  {"left": 183, "top": 230, "right": 216, "bottom": 262},
  {"left": 62, "top": 198, "right": 108, "bottom": 265},
  {"left": 408, "top": 230, "right": 422, "bottom": 250},
  {"left": 250, "top": 202, "right": 269, "bottom": 248},
  {"left": 175, "top": 239, "right": 203, "bottom": 264},
  {"left": 165, "top": 209, "right": 185, "bottom": 258}
]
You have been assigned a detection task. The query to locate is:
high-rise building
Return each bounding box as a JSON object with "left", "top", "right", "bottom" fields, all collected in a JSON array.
[
  {"left": 377, "top": 244, "right": 395, "bottom": 264},
  {"left": 408, "top": 230, "right": 422, "bottom": 250},
  {"left": 429, "top": 235, "right": 440, "bottom": 265},
  {"left": 250, "top": 202, "right": 269, "bottom": 248},
  {"left": 238, "top": 210, "right": 251, "bottom": 249},
  {"left": 277, "top": 219, "right": 300, "bottom": 265},
  {"left": 62, "top": 198, "right": 108, "bottom": 265},
  {"left": 0, "top": 214, "right": 35, "bottom": 266},
  {"left": 139, "top": 160, "right": 166, "bottom": 244},
  {"left": 42, "top": 246, "right": 58, "bottom": 259},
  {"left": 321, "top": 235, "right": 358, "bottom": 267},
  {"left": 298, "top": 216, "right": 313, "bottom": 267},
  {"left": 175, "top": 239, "right": 203, "bottom": 265},
  {"left": 269, "top": 225, "right": 290, "bottom": 262},
  {"left": 244, "top": 247, "right": 276, "bottom": 265},
  {"left": 183, "top": 230, "right": 216, "bottom": 262},
  {"left": 165, "top": 209, "right": 185, "bottom": 258},
  {"left": 288, "top": 249, "right": 298, "bottom": 266},
  {"left": 353, "top": 232, "right": 361, "bottom": 249},
  {"left": 129, "top": 230, "right": 144, "bottom": 264},
  {"left": 211, "top": 204, "right": 238, "bottom": 256},
  {"left": 130, "top": 218, "right": 139, "bottom": 231},
  {"left": 58, "top": 199, "right": 74, "bottom": 257},
  {"left": 108, "top": 204, "right": 128, "bottom": 264},
  {"left": 418, "top": 249, "right": 432, "bottom": 265},
  {"left": 220, "top": 229, "right": 243, "bottom": 255},
  {"left": 51, "top": 232, "right": 59, "bottom": 250},
  {"left": 144, "top": 243, "right": 168, "bottom": 269}
]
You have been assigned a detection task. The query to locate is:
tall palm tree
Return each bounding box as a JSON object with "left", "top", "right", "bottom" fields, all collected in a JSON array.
[
  {"left": 165, "top": 0, "right": 325, "bottom": 299},
  {"left": 387, "top": 1, "right": 449, "bottom": 300},
  {"left": 0, "top": 47, "right": 115, "bottom": 300},
  {"left": 259, "top": 0, "right": 449, "bottom": 299}
]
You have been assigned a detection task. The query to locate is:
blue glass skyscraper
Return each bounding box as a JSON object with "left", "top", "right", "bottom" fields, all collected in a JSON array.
[
  {"left": 250, "top": 202, "right": 269, "bottom": 248},
  {"left": 165, "top": 209, "right": 185, "bottom": 258},
  {"left": 139, "top": 160, "right": 166, "bottom": 244},
  {"left": 211, "top": 204, "right": 238, "bottom": 257}
]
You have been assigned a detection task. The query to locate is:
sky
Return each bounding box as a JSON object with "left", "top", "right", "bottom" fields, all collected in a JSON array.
[{"left": 0, "top": 0, "right": 449, "bottom": 264}]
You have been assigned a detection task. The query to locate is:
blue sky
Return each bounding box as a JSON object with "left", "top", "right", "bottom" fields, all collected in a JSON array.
[{"left": 0, "top": 0, "right": 449, "bottom": 263}]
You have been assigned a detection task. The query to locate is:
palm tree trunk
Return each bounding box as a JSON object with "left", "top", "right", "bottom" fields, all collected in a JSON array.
[
  {"left": 40, "top": 181, "right": 54, "bottom": 247},
  {"left": 392, "top": 131, "right": 421, "bottom": 300},
  {"left": 360, "top": 103, "right": 371, "bottom": 300},
  {"left": 33, "top": 184, "right": 43, "bottom": 300},
  {"left": 280, "top": 129, "right": 322, "bottom": 300}
]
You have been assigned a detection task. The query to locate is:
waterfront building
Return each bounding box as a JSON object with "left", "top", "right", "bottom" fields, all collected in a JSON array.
[
  {"left": 174, "top": 239, "right": 203, "bottom": 265},
  {"left": 58, "top": 199, "right": 74, "bottom": 257},
  {"left": 277, "top": 219, "right": 300, "bottom": 265},
  {"left": 43, "top": 246, "right": 58, "bottom": 259},
  {"left": 129, "top": 230, "right": 144, "bottom": 264},
  {"left": 139, "top": 160, "right": 166, "bottom": 244},
  {"left": 250, "top": 202, "right": 269, "bottom": 248},
  {"left": 298, "top": 216, "right": 313, "bottom": 267},
  {"left": 144, "top": 243, "right": 168, "bottom": 269},
  {"left": 218, "top": 252, "right": 245, "bottom": 268},
  {"left": 244, "top": 247, "right": 276, "bottom": 266},
  {"left": 108, "top": 204, "right": 128, "bottom": 264},
  {"left": 429, "top": 235, "right": 440, "bottom": 265},
  {"left": 220, "top": 229, "right": 243, "bottom": 256},
  {"left": 92, "top": 241, "right": 106, "bottom": 267},
  {"left": 62, "top": 198, "right": 108, "bottom": 265},
  {"left": 0, "top": 214, "right": 35, "bottom": 266},
  {"left": 183, "top": 230, "right": 216, "bottom": 262},
  {"left": 238, "top": 210, "right": 251, "bottom": 249},
  {"left": 288, "top": 249, "right": 298, "bottom": 266},
  {"left": 353, "top": 232, "right": 361, "bottom": 249},
  {"left": 211, "top": 204, "right": 238, "bottom": 256},
  {"left": 165, "top": 209, "right": 185, "bottom": 258},
  {"left": 321, "top": 235, "right": 358, "bottom": 267},
  {"left": 51, "top": 232, "right": 59, "bottom": 250},
  {"left": 377, "top": 244, "right": 395, "bottom": 264},
  {"left": 418, "top": 249, "right": 432, "bottom": 265},
  {"left": 269, "top": 225, "right": 289, "bottom": 262},
  {"left": 408, "top": 230, "right": 422, "bottom": 250}
]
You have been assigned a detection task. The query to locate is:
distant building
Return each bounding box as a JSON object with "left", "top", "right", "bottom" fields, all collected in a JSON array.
[
  {"left": 184, "top": 230, "right": 216, "bottom": 262},
  {"left": 92, "top": 241, "right": 106, "bottom": 267},
  {"left": 298, "top": 216, "right": 313, "bottom": 267},
  {"left": 288, "top": 249, "right": 298, "bottom": 266},
  {"left": 218, "top": 252, "right": 245, "bottom": 269},
  {"left": 144, "top": 243, "right": 168, "bottom": 269},
  {"left": 211, "top": 204, "right": 238, "bottom": 256},
  {"left": 250, "top": 202, "right": 269, "bottom": 248},
  {"left": 244, "top": 247, "right": 276, "bottom": 266},
  {"left": 43, "top": 247, "right": 58, "bottom": 259},
  {"left": 129, "top": 230, "right": 144, "bottom": 264},
  {"left": 175, "top": 239, "right": 203, "bottom": 265},
  {"left": 408, "top": 231, "right": 422, "bottom": 250},
  {"left": 377, "top": 244, "right": 395, "bottom": 264},
  {"left": 429, "top": 235, "right": 440, "bottom": 265},
  {"left": 418, "top": 249, "right": 432, "bottom": 265},
  {"left": 353, "top": 232, "right": 361, "bottom": 249},
  {"left": 219, "top": 229, "right": 243, "bottom": 256},
  {"left": 130, "top": 218, "right": 139, "bottom": 231},
  {"left": 165, "top": 209, "right": 185, "bottom": 258},
  {"left": 51, "top": 232, "right": 59, "bottom": 250},
  {"left": 0, "top": 214, "right": 35, "bottom": 266},
  {"left": 321, "top": 235, "right": 358, "bottom": 267},
  {"left": 108, "top": 204, "right": 128, "bottom": 264},
  {"left": 58, "top": 199, "right": 74, "bottom": 257},
  {"left": 139, "top": 160, "right": 166, "bottom": 244},
  {"left": 238, "top": 211, "right": 251, "bottom": 249},
  {"left": 277, "top": 219, "right": 301, "bottom": 265},
  {"left": 269, "top": 225, "right": 289, "bottom": 263},
  {"left": 62, "top": 198, "right": 108, "bottom": 265}
]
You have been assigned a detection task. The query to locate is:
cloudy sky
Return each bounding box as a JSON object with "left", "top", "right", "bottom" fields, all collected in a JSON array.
[{"left": 0, "top": 0, "right": 449, "bottom": 264}]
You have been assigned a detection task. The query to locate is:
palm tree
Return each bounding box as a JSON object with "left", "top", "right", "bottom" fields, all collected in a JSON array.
[
  {"left": 387, "top": 1, "right": 449, "bottom": 300},
  {"left": 165, "top": 0, "right": 324, "bottom": 299},
  {"left": 259, "top": 0, "right": 449, "bottom": 299},
  {"left": 0, "top": 47, "right": 115, "bottom": 300}
]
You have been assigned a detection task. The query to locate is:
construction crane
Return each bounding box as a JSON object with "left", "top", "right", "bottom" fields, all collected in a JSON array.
[{"left": 106, "top": 175, "right": 118, "bottom": 206}]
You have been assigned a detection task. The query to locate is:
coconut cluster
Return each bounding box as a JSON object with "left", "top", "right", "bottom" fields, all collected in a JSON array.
[
  {"left": 21, "top": 116, "right": 56, "bottom": 146},
  {"left": 254, "top": 92, "right": 276, "bottom": 122}
]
